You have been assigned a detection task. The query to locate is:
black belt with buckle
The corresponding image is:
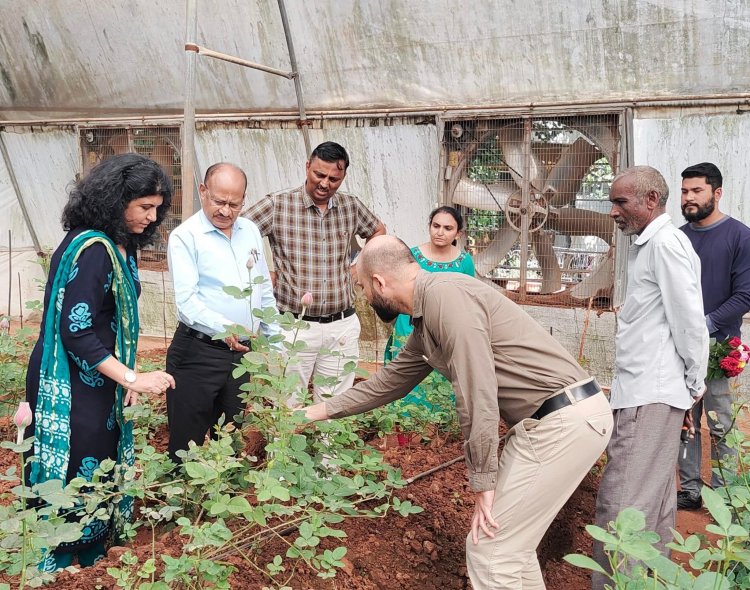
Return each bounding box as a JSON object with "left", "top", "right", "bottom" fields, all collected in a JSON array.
[
  {"left": 176, "top": 322, "right": 248, "bottom": 351},
  {"left": 289, "top": 307, "right": 355, "bottom": 324},
  {"left": 531, "top": 379, "right": 602, "bottom": 420}
]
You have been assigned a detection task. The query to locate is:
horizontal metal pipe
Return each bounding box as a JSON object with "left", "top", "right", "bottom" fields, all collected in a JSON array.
[
  {"left": 185, "top": 43, "right": 294, "bottom": 79},
  {"left": 2, "top": 93, "right": 749, "bottom": 127}
]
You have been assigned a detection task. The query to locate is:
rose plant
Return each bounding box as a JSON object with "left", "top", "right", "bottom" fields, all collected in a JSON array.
[
  {"left": 0, "top": 281, "right": 429, "bottom": 588},
  {"left": 103, "top": 280, "right": 424, "bottom": 588}
]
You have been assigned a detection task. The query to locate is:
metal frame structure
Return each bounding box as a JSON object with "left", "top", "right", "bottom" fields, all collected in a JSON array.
[{"left": 181, "top": 0, "right": 312, "bottom": 218}]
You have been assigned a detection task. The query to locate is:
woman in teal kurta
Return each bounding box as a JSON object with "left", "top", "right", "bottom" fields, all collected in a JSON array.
[{"left": 384, "top": 206, "right": 475, "bottom": 408}]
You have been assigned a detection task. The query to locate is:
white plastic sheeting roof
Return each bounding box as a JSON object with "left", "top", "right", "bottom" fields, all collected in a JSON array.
[{"left": 1, "top": 0, "right": 749, "bottom": 120}]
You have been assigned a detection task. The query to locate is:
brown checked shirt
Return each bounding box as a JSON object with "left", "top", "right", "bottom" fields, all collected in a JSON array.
[
  {"left": 326, "top": 272, "right": 590, "bottom": 492},
  {"left": 244, "top": 187, "right": 381, "bottom": 316}
]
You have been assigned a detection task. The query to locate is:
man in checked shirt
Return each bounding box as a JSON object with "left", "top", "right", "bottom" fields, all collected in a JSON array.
[{"left": 244, "top": 142, "right": 386, "bottom": 403}]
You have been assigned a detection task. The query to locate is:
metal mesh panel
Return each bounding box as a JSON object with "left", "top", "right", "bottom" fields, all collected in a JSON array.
[
  {"left": 444, "top": 114, "right": 621, "bottom": 308},
  {"left": 79, "top": 126, "right": 182, "bottom": 268}
]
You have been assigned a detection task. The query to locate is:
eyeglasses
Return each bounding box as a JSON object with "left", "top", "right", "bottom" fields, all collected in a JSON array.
[{"left": 204, "top": 189, "right": 244, "bottom": 212}]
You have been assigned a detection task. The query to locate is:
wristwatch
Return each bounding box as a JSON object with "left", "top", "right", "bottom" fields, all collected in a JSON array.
[{"left": 124, "top": 369, "right": 137, "bottom": 385}]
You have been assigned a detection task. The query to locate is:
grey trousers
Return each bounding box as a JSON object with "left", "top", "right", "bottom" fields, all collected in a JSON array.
[
  {"left": 592, "top": 403, "right": 684, "bottom": 590},
  {"left": 678, "top": 378, "right": 737, "bottom": 493}
]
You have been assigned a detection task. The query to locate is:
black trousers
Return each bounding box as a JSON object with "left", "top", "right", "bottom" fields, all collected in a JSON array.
[{"left": 166, "top": 329, "right": 247, "bottom": 464}]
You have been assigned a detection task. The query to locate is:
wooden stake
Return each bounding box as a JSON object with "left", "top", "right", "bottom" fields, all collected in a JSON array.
[
  {"left": 161, "top": 270, "right": 168, "bottom": 347},
  {"left": 17, "top": 272, "right": 22, "bottom": 329},
  {"left": 577, "top": 296, "right": 594, "bottom": 363},
  {"left": 7, "top": 229, "right": 11, "bottom": 319}
]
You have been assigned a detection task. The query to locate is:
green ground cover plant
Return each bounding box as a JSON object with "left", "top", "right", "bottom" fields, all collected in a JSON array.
[
  {"left": 566, "top": 400, "right": 750, "bottom": 589},
  {"left": 0, "top": 276, "right": 444, "bottom": 589}
]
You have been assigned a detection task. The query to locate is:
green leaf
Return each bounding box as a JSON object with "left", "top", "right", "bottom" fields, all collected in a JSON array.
[
  {"left": 617, "top": 507, "right": 647, "bottom": 532},
  {"left": 269, "top": 485, "right": 290, "bottom": 502},
  {"left": 226, "top": 496, "right": 252, "bottom": 515},
  {"left": 290, "top": 435, "right": 307, "bottom": 452},
  {"left": 223, "top": 286, "right": 244, "bottom": 298},
  {"left": 670, "top": 527, "right": 685, "bottom": 545},
  {"left": 183, "top": 462, "right": 207, "bottom": 480},
  {"left": 243, "top": 352, "right": 267, "bottom": 365},
  {"left": 331, "top": 546, "right": 347, "bottom": 560},
  {"left": 563, "top": 554, "right": 608, "bottom": 575},
  {"left": 703, "top": 486, "right": 732, "bottom": 530},
  {"left": 620, "top": 539, "right": 660, "bottom": 561},
  {"left": 693, "top": 571, "right": 731, "bottom": 590},
  {"left": 727, "top": 524, "right": 748, "bottom": 537},
  {"left": 584, "top": 524, "right": 618, "bottom": 545},
  {"left": 684, "top": 534, "right": 701, "bottom": 553}
]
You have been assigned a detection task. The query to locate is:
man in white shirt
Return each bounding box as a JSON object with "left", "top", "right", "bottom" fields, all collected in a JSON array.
[
  {"left": 592, "top": 166, "right": 708, "bottom": 589},
  {"left": 166, "top": 163, "right": 279, "bottom": 463}
]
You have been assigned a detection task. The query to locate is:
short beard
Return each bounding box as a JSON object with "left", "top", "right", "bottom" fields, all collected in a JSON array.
[
  {"left": 371, "top": 292, "right": 400, "bottom": 323},
  {"left": 682, "top": 199, "right": 715, "bottom": 223}
]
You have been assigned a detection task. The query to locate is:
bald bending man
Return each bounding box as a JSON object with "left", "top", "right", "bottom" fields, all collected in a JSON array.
[{"left": 304, "top": 235, "right": 612, "bottom": 590}]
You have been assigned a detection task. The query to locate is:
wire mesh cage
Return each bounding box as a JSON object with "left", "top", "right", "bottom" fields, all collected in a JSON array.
[
  {"left": 79, "top": 126, "right": 182, "bottom": 267},
  {"left": 443, "top": 114, "right": 621, "bottom": 308}
]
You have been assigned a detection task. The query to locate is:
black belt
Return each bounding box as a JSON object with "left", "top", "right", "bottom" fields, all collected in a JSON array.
[
  {"left": 289, "top": 307, "right": 355, "bottom": 324},
  {"left": 531, "top": 379, "right": 602, "bottom": 420},
  {"left": 176, "top": 322, "right": 248, "bottom": 351}
]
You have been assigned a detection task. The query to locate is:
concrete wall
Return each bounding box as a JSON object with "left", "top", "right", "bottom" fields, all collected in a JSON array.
[{"left": 633, "top": 106, "right": 750, "bottom": 224}]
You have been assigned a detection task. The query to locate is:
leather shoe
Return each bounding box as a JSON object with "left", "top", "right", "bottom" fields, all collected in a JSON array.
[{"left": 677, "top": 490, "right": 702, "bottom": 510}]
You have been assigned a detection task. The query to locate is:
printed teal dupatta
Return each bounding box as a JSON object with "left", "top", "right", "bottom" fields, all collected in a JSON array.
[{"left": 30, "top": 229, "right": 138, "bottom": 536}]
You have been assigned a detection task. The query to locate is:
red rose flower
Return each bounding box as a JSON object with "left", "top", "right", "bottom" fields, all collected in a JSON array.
[
  {"left": 729, "top": 349, "right": 742, "bottom": 359},
  {"left": 719, "top": 356, "right": 743, "bottom": 378},
  {"left": 728, "top": 336, "right": 742, "bottom": 348}
]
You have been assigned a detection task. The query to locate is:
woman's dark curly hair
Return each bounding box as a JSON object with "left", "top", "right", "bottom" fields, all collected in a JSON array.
[{"left": 62, "top": 153, "right": 173, "bottom": 249}]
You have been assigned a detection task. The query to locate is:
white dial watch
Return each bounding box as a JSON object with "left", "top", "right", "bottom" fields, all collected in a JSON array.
[{"left": 124, "top": 369, "right": 137, "bottom": 385}]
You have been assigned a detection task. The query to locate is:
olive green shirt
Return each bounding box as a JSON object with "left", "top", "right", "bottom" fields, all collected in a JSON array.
[{"left": 326, "top": 271, "right": 590, "bottom": 492}]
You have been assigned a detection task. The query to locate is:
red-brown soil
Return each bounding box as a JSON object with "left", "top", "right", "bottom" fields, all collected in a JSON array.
[
  {"left": 46, "top": 429, "right": 596, "bottom": 590},
  {"left": 2, "top": 341, "right": 718, "bottom": 589}
]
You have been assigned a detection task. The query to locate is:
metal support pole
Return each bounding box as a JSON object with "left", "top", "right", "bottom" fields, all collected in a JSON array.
[
  {"left": 0, "top": 134, "right": 42, "bottom": 253},
  {"left": 277, "top": 0, "right": 312, "bottom": 157},
  {"left": 519, "top": 118, "right": 532, "bottom": 294},
  {"left": 612, "top": 108, "right": 634, "bottom": 309},
  {"left": 181, "top": 0, "right": 198, "bottom": 220},
  {"left": 185, "top": 44, "right": 293, "bottom": 79}
]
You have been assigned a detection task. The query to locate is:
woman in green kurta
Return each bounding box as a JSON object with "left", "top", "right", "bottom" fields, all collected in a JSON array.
[{"left": 384, "top": 206, "right": 475, "bottom": 408}]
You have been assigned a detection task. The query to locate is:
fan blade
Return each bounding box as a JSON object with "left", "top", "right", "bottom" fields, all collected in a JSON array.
[
  {"left": 583, "top": 122, "right": 618, "bottom": 168},
  {"left": 562, "top": 117, "right": 619, "bottom": 166},
  {"left": 107, "top": 132, "right": 130, "bottom": 155},
  {"left": 474, "top": 225, "right": 520, "bottom": 276},
  {"left": 570, "top": 249, "right": 614, "bottom": 300},
  {"left": 543, "top": 138, "right": 600, "bottom": 208},
  {"left": 452, "top": 178, "right": 516, "bottom": 212},
  {"left": 546, "top": 208, "right": 614, "bottom": 244},
  {"left": 531, "top": 230, "right": 562, "bottom": 294},
  {"left": 498, "top": 125, "right": 545, "bottom": 192}
]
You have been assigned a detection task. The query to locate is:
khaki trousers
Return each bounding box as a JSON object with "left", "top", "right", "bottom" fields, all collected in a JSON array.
[{"left": 466, "top": 390, "right": 612, "bottom": 589}]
